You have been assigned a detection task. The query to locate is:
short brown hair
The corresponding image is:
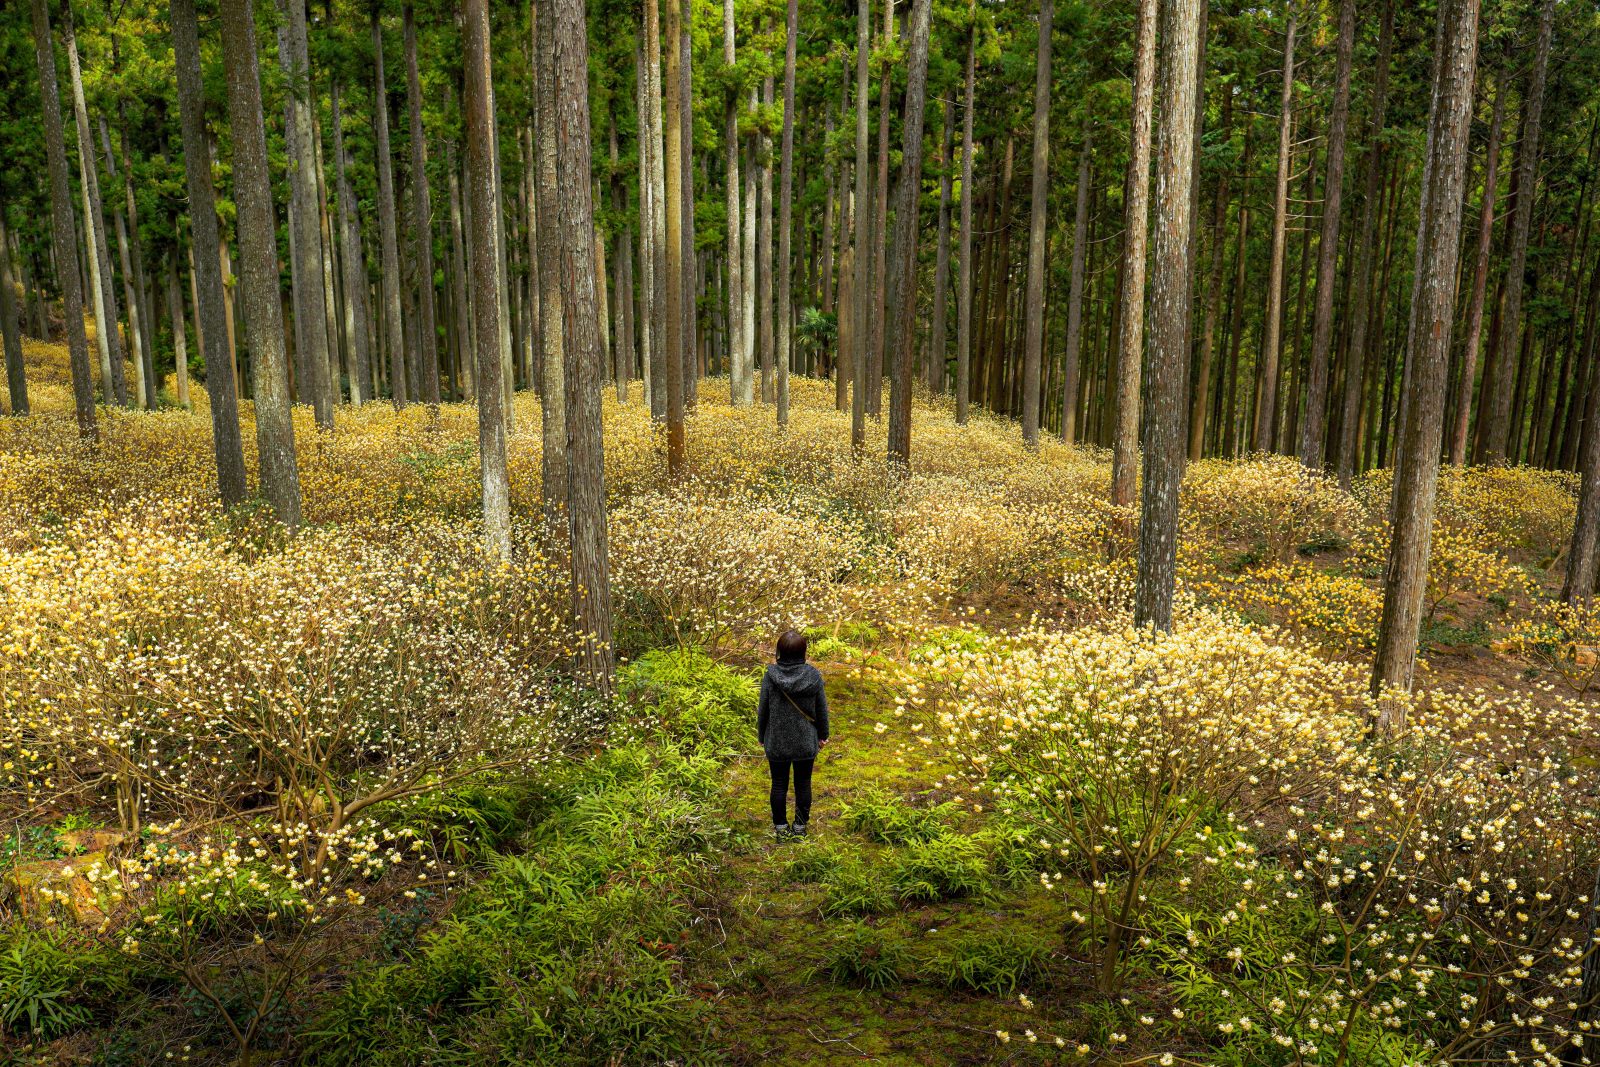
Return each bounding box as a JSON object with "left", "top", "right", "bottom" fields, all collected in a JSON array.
[{"left": 776, "top": 629, "right": 808, "bottom": 662}]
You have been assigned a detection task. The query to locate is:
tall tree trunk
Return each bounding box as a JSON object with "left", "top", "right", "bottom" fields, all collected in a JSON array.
[
  {"left": 220, "top": 0, "right": 302, "bottom": 524},
  {"left": 885, "top": 0, "right": 933, "bottom": 466},
  {"left": 1110, "top": 0, "right": 1158, "bottom": 511},
  {"left": 1335, "top": 0, "right": 1393, "bottom": 484},
  {"left": 534, "top": 0, "right": 569, "bottom": 518},
  {"left": 552, "top": 0, "right": 617, "bottom": 691},
  {"left": 1298, "top": 0, "right": 1355, "bottom": 468},
  {"left": 929, "top": 99, "right": 954, "bottom": 393},
  {"left": 61, "top": 6, "right": 125, "bottom": 408},
  {"left": 0, "top": 205, "right": 27, "bottom": 415},
  {"left": 1450, "top": 76, "right": 1505, "bottom": 465},
  {"left": 867, "top": 0, "right": 893, "bottom": 419},
  {"left": 1020, "top": 0, "right": 1053, "bottom": 449},
  {"left": 1371, "top": 0, "right": 1480, "bottom": 707},
  {"left": 835, "top": 67, "right": 852, "bottom": 412},
  {"left": 1254, "top": 12, "right": 1296, "bottom": 453},
  {"left": 663, "top": 0, "right": 688, "bottom": 473},
  {"left": 776, "top": 0, "right": 798, "bottom": 426},
  {"left": 462, "top": 0, "right": 509, "bottom": 560},
  {"left": 1481, "top": 0, "right": 1554, "bottom": 462},
  {"left": 446, "top": 147, "right": 473, "bottom": 399},
  {"left": 1189, "top": 90, "right": 1230, "bottom": 459},
  {"left": 636, "top": 44, "right": 658, "bottom": 414},
  {"left": 648, "top": 6, "right": 671, "bottom": 420},
  {"left": 609, "top": 118, "right": 632, "bottom": 399},
  {"left": 740, "top": 111, "right": 757, "bottom": 407},
  {"left": 166, "top": 254, "right": 190, "bottom": 408},
  {"left": 851, "top": 0, "right": 873, "bottom": 449},
  {"left": 1061, "top": 132, "right": 1091, "bottom": 444},
  {"left": 758, "top": 59, "right": 775, "bottom": 404},
  {"left": 372, "top": 10, "right": 407, "bottom": 408},
  {"left": 100, "top": 117, "right": 149, "bottom": 409},
  {"left": 331, "top": 81, "right": 372, "bottom": 403},
  {"left": 403, "top": 3, "right": 440, "bottom": 408},
  {"left": 277, "top": 0, "right": 333, "bottom": 427},
  {"left": 1136, "top": 0, "right": 1201, "bottom": 631},
  {"left": 724, "top": 0, "right": 746, "bottom": 406},
  {"left": 954, "top": 14, "right": 976, "bottom": 426},
  {"left": 680, "top": 23, "right": 698, "bottom": 409}
]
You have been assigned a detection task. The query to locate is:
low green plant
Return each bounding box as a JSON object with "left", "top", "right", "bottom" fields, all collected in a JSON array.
[
  {"left": 816, "top": 922, "right": 909, "bottom": 989},
  {"left": 840, "top": 789, "right": 952, "bottom": 846},
  {"left": 927, "top": 927, "right": 1051, "bottom": 995},
  {"left": 980, "top": 820, "right": 1049, "bottom": 889},
  {"left": 0, "top": 929, "right": 132, "bottom": 1039},
  {"left": 619, "top": 647, "right": 758, "bottom": 753},
  {"left": 889, "top": 834, "right": 991, "bottom": 903},
  {"left": 783, "top": 839, "right": 849, "bottom": 884},
  {"left": 818, "top": 864, "right": 894, "bottom": 918}
]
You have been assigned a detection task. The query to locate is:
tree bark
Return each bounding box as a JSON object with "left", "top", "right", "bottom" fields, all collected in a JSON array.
[
  {"left": 1371, "top": 0, "right": 1480, "bottom": 705},
  {"left": 0, "top": 205, "right": 26, "bottom": 415},
  {"left": 758, "top": 58, "right": 775, "bottom": 404},
  {"left": 166, "top": 254, "right": 190, "bottom": 408},
  {"left": 724, "top": 0, "right": 746, "bottom": 405},
  {"left": 462, "top": 0, "right": 509, "bottom": 560},
  {"left": 220, "top": 0, "right": 302, "bottom": 524},
  {"left": 929, "top": 100, "right": 954, "bottom": 394},
  {"left": 954, "top": 14, "right": 976, "bottom": 426},
  {"left": 331, "top": 81, "right": 372, "bottom": 404},
  {"left": 534, "top": 0, "right": 569, "bottom": 519},
  {"left": 1110, "top": 0, "right": 1158, "bottom": 510},
  {"left": 1061, "top": 134, "right": 1091, "bottom": 444},
  {"left": 402, "top": 3, "right": 440, "bottom": 408},
  {"left": 1298, "top": 0, "right": 1355, "bottom": 469},
  {"left": 372, "top": 10, "right": 407, "bottom": 408},
  {"left": 100, "top": 117, "right": 150, "bottom": 409},
  {"left": 1254, "top": 13, "right": 1296, "bottom": 454},
  {"left": 276, "top": 0, "right": 333, "bottom": 426},
  {"left": 885, "top": 0, "right": 933, "bottom": 467},
  {"left": 60, "top": 5, "right": 125, "bottom": 408},
  {"left": 552, "top": 0, "right": 617, "bottom": 691},
  {"left": 775, "top": 0, "right": 799, "bottom": 426},
  {"left": 851, "top": 0, "right": 872, "bottom": 450},
  {"left": 868, "top": 0, "right": 893, "bottom": 419},
  {"left": 1136, "top": 0, "right": 1201, "bottom": 629},
  {"left": 1450, "top": 77, "right": 1505, "bottom": 466},
  {"left": 1481, "top": 0, "right": 1554, "bottom": 463},
  {"left": 663, "top": 0, "right": 688, "bottom": 473},
  {"left": 680, "top": 23, "right": 697, "bottom": 409},
  {"left": 1020, "top": 0, "right": 1053, "bottom": 450}
]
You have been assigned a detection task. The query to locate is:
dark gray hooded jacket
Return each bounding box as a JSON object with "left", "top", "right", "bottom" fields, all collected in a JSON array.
[{"left": 756, "top": 659, "right": 829, "bottom": 761}]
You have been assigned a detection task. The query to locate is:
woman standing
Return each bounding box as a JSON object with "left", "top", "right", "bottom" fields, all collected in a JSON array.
[{"left": 756, "top": 630, "right": 830, "bottom": 839}]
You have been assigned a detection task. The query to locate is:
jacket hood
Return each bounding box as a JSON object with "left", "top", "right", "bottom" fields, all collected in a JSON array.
[{"left": 768, "top": 661, "right": 822, "bottom": 698}]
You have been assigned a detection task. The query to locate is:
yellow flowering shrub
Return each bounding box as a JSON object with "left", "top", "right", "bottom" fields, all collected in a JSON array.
[
  {"left": 0, "top": 507, "right": 592, "bottom": 833},
  {"left": 1185, "top": 454, "right": 1364, "bottom": 562},
  {"left": 901, "top": 614, "right": 1371, "bottom": 993},
  {"left": 1503, "top": 596, "right": 1600, "bottom": 695},
  {"left": 607, "top": 483, "right": 868, "bottom": 650},
  {"left": 1204, "top": 563, "right": 1382, "bottom": 652},
  {"left": 898, "top": 617, "right": 1600, "bottom": 1062},
  {"left": 1357, "top": 464, "right": 1578, "bottom": 564}
]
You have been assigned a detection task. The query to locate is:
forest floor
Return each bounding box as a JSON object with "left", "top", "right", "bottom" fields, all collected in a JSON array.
[{"left": 689, "top": 643, "right": 1077, "bottom": 1065}]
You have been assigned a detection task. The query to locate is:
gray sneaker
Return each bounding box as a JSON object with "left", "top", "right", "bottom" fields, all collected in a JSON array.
[
  {"left": 789, "top": 822, "right": 808, "bottom": 839},
  {"left": 773, "top": 823, "right": 791, "bottom": 841}
]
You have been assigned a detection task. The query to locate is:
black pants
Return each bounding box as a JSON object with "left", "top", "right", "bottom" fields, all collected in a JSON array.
[{"left": 768, "top": 757, "right": 814, "bottom": 826}]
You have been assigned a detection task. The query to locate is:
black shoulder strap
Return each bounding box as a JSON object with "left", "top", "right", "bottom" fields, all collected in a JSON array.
[{"left": 776, "top": 685, "right": 816, "bottom": 726}]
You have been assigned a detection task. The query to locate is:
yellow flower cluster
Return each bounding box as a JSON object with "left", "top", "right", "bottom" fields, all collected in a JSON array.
[
  {"left": 892, "top": 612, "right": 1600, "bottom": 1062},
  {"left": 1185, "top": 454, "right": 1364, "bottom": 561}
]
